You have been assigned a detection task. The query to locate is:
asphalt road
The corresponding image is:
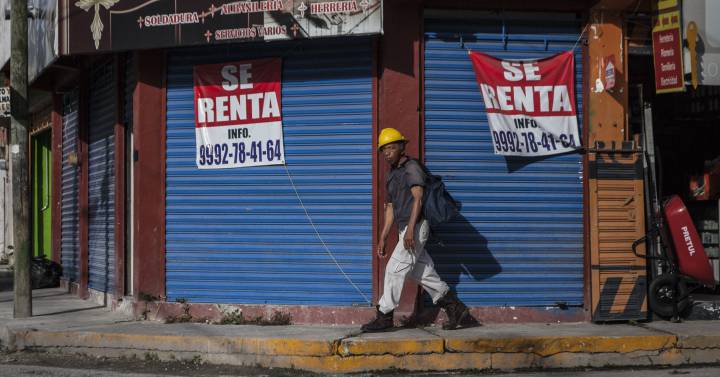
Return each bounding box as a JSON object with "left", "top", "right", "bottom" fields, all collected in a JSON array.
[{"left": 1, "top": 351, "right": 719, "bottom": 377}]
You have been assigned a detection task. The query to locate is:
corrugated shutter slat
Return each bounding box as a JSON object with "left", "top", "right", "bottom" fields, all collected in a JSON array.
[
  {"left": 61, "top": 91, "right": 80, "bottom": 281},
  {"left": 424, "top": 17, "right": 584, "bottom": 307},
  {"left": 88, "top": 61, "right": 116, "bottom": 293}
]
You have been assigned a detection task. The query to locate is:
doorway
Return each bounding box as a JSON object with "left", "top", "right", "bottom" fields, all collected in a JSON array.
[
  {"left": 629, "top": 52, "right": 720, "bottom": 319},
  {"left": 31, "top": 129, "right": 52, "bottom": 259}
]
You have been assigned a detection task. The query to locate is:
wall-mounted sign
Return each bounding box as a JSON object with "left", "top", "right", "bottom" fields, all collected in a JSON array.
[
  {"left": 683, "top": 0, "right": 720, "bottom": 86},
  {"left": 469, "top": 51, "right": 581, "bottom": 157},
  {"left": 604, "top": 55, "right": 616, "bottom": 91},
  {"left": 62, "top": 0, "right": 383, "bottom": 54},
  {"left": 0, "top": 87, "right": 9, "bottom": 118},
  {"left": 194, "top": 58, "right": 285, "bottom": 169},
  {"left": 652, "top": 0, "right": 685, "bottom": 94}
]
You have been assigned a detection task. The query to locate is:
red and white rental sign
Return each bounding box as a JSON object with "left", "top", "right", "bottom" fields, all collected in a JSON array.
[
  {"left": 194, "top": 58, "right": 285, "bottom": 168},
  {"left": 469, "top": 51, "right": 581, "bottom": 157}
]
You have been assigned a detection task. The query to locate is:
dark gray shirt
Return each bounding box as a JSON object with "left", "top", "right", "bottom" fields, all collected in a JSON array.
[{"left": 386, "top": 158, "right": 427, "bottom": 231}]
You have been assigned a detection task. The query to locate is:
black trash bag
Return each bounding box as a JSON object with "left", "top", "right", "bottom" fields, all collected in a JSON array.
[{"left": 31, "top": 257, "right": 62, "bottom": 289}]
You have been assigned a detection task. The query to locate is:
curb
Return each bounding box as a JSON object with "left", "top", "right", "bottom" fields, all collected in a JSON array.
[
  {"left": 444, "top": 334, "right": 678, "bottom": 356},
  {"left": 4, "top": 325, "right": 720, "bottom": 373}
]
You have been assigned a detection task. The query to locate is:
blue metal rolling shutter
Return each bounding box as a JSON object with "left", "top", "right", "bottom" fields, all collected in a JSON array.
[
  {"left": 61, "top": 90, "right": 80, "bottom": 281},
  {"left": 88, "top": 61, "right": 116, "bottom": 293},
  {"left": 424, "top": 16, "right": 584, "bottom": 307},
  {"left": 166, "top": 38, "right": 373, "bottom": 305},
  {"left": 124, "top": 53, "right": 136, "bottom": 125}
]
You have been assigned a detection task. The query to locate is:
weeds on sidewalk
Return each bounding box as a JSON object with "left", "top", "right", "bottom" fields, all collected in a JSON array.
[
  {"left": 218, "top": 309, "right": 292, "bottom": 326},
  {"left": 144, "top": 352, "right": 160, "bottom": 362},
  {"left": 165, "top": 298, "right": 210, "bottom": 324},
  {"left": 164, "top": 299, "right": 193, "bottom": 324},
  {"left": 162, "top": 299, "right": 292, "bottom": 325}
]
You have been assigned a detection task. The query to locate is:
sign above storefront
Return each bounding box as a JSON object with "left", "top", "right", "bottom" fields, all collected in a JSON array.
[
  {"left": 62, "top": 0, "right": 383, "bottom": 54},
  {"left": 0, "top": 87, "right": 9, "bottom": 118},
  {"left": 652, "top": 0, "right": 685, "bottom": 94},
  {"left": 469, "top": 51, "right": 581, "bottom": 157},
  {"left": 194, "top": 58, "right": 285, "bottom": 169},
  {"left": 683, "top": 0, "right": 720, "bottom": 86}
]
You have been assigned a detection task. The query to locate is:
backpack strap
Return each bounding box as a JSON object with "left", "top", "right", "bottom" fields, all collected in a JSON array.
[{"left": 409, "top": 158, "right": 438, "bottom": 184}]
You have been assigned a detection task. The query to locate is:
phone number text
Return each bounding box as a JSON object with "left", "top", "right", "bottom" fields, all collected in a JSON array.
[{"left": 197, "top": 139, "right": 282, "bottom": 166}]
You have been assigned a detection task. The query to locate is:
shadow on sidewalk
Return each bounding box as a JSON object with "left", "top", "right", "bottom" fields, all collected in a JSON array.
[
  {"left": 33, "top": 305, "right": 107, "bottom": 317},
  {"left": 0, "top": 286, "right": 76, "bottom": 304},
  {"left": 406, "top": 214, "right": 502, "bottom": 328}
]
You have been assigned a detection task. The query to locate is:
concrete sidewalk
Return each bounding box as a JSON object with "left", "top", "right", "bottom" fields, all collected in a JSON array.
[
  {"left": 0, "top": 265, "right": 11, "bottom": 292},
  {"left": 2, "top": 288, "right": 720, "bottom": 373}
]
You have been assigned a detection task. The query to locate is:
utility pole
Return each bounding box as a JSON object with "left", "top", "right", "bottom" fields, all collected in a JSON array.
[{"left": 11, "top": 0, "right": 31, "bottom": 318}]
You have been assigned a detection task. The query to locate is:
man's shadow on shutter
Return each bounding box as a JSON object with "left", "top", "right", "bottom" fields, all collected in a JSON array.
[{"left": 405, "top": 213, "right": 501, "bottom": 328}]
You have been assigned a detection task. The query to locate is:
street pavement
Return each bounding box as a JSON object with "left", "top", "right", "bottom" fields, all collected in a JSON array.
[
  {"left": 2, "top": 285, "right": 720, "bottom": 373},
  {"left": 1, "top": 354, "right": 720, "bottom": 377}
]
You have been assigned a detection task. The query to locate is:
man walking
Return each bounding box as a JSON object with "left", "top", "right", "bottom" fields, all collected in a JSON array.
[{"left": 361, "top": 128, "right": 469, "bottom": 332}]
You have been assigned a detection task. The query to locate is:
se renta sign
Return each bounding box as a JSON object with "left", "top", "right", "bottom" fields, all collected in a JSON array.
[
  {"left": 469, "top": 51, "right": 581, "bottom": 157},
  {"left": 194, "top": 58, "right": 285, "bottom": 169}
]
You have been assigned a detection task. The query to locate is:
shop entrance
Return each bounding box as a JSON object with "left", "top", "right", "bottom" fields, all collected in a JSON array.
[
  {"left": 423, "top": 12, "right": 585, "bottom": 310},
  {"left": 31, "top": 129, "right": 52, "bottom": 259},
  {"left": 630, "top": 53, "right": 720, "bottom": 319}
]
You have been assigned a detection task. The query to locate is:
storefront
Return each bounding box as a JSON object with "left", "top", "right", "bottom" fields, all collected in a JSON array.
[
  {"left": 58, "top": 57, "right": 138, "bottom": 299},
  {"left": 422, "top": 11, "right": 585, "bottom": 310},
  {"left": 642, "top": 85, "right": 720, "bottom": 318},
  {"left": 164, "top": 37, "right": 375, "bottom": 305},
  {"left": 60, "top": 89, "right": 80, "bottom": 282},
  {"left": 619, "top": 0, "right": 720, "bottom": 320},
  {"left": 628, "top": 59, "right": 720, "bottom": 318},
  {"left": 53, "top": 1, "right": 383, "bottom": 315},
  {"left": 86, "top": 60, "right": 118, "bottom": 294},
  {"left": 47, "top": 0, "right": 663, "bottom": 324}
]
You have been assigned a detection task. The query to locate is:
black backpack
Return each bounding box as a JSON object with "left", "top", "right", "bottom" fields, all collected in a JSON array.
[{"left": 413, "top": 159, "right": 461, "bottom": 227}]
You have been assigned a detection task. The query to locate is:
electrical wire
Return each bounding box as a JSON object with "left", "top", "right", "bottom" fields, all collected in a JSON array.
[
  {"left": 571, "top": 23, "right": 590, "bottom": 52},
  {"left": 283, "top": 163, "right": 372, "bottom": 305}
]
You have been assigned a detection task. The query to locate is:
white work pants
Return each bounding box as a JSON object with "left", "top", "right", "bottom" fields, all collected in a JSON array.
[{"left": 378, "top": 220, "right": 449, "bottom": 314}]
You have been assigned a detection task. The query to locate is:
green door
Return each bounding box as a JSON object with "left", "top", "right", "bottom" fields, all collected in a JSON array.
[{"left": 32, "top": 130, "right": 52, "bottom": 259}]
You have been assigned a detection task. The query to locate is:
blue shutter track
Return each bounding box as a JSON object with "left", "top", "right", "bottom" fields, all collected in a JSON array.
[
  {"left": 61, "top": 90, "right": 80, "bottom": 281},
  {"left": 165, "top": 38, "right": 373, "bottom": 305},
  {"left": 125, "top": 53, "right": 136, "bottom": 125},
  {"left": 88, "top": 61, "right": 116, "bottom": 293},
  {"left": 424, "top": 15, "right": 585, "bottom": 307}
]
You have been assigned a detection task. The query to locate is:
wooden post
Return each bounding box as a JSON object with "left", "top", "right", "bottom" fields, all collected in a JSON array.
[{"left": 11, "top": 0, "right": 31, "bottom": 318}]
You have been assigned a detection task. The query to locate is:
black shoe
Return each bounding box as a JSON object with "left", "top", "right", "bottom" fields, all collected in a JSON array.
[
  {"left": 438, "top": 291, "right": 470, "bottom": 330},
  {"left": 361, "top": 306, "right": 394, "bottom": 332}
]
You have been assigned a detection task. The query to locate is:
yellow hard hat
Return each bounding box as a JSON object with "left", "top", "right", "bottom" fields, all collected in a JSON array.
[{"left": 378, "top": 128, "right": 407, "bottom": 150}]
